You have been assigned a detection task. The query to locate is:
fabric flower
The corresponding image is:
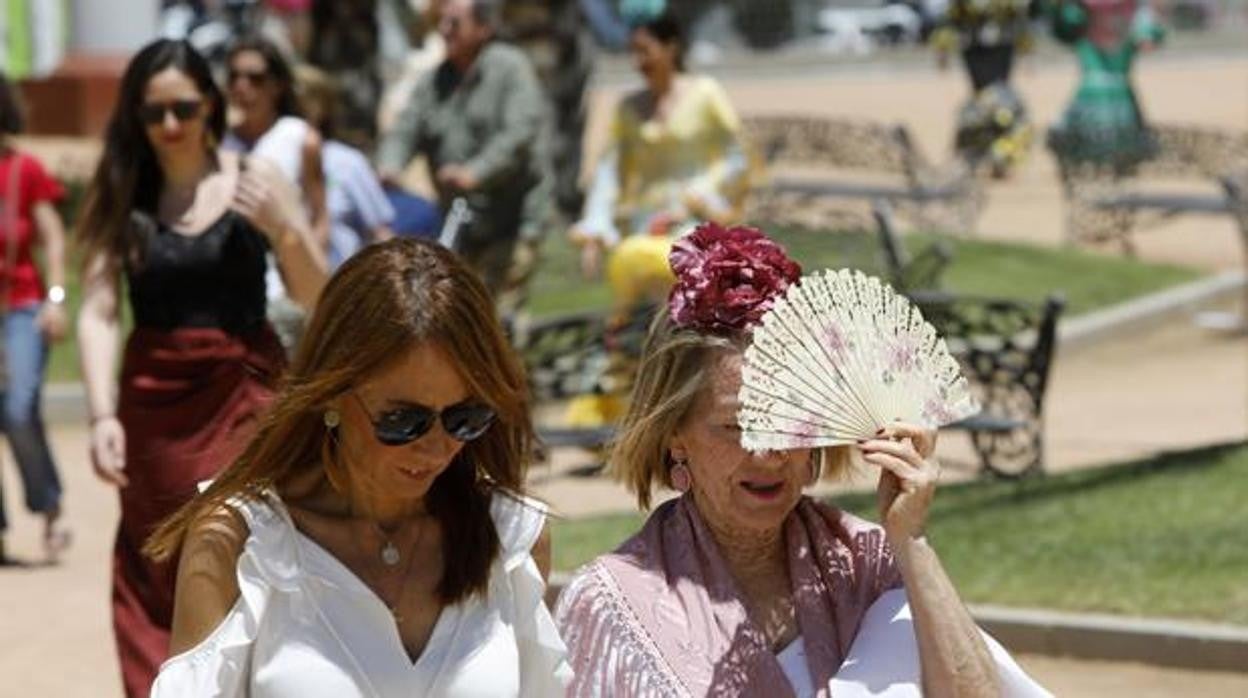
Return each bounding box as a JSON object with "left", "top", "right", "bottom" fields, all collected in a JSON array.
[{"left": 667, "top": 222, "right": 802, "bottom": 334}]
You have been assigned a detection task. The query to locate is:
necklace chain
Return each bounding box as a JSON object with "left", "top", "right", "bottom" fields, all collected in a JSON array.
[{"left": 369, "top": 518, "right": 425, "bottom": 624}]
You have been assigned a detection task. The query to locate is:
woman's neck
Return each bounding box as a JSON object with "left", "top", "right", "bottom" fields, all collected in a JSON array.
[
  {"left": 647, "top": 70, "right": 677, "bottom": 100},
  {"left": 348, "top": 486, "right": 429, "bottom": 531},
  {"left": 701, "top": 505, "right": 787, "bottom": 586},
  {"left": 159, "top": 148, "right": 214, "bottom": 194},
  {"left": 233, "top": 111, "right": 278, "bottom": 145}
]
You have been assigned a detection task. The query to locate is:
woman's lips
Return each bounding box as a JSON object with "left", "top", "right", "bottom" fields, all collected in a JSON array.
[
  {"left": 739, "top": 480, "right": 785, "bottom": 501},
  {"left": 396, "top": 464, "right": 432, "bottom": 481}
]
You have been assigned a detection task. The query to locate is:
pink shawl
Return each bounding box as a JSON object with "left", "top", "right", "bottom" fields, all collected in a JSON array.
[{"left": 555, "top": 495, "right": 902, "bottom": 697}]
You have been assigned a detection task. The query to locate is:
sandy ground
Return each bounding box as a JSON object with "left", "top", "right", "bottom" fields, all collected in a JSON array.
[{"left": 1, "top": 51, "right": 1245, "bottom": 696}]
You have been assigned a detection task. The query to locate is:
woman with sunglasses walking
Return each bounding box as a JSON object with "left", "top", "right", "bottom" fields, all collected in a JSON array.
[
  {"left": 223, "top": 35, "right": 330, "bottom": 352},
  {"left": 145, "top": 238, "right": 571, "bottom": 696},
  {"left": 76, "top": 39, "right": 325, "bottom": 698}
]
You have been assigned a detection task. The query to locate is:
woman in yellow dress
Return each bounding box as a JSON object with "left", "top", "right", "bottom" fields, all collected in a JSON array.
[{"left": 568, "top": 10, "right": 752, "bottom": 309}]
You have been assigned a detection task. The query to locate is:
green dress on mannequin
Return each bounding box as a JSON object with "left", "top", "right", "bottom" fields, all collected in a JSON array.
[{"left": 1048, "top": 0, "right": 1165, "bottom": 170}]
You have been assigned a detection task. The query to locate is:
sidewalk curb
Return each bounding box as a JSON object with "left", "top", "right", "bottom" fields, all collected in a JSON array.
[
  {"left": 1057, "top": 271, "right": 1246, "bottom": 354},
  {"left": 972, "top": 605, "right": 1248, "bottom": 674},
  {"left": 544, "top": 572, "right": 1248, "bottom": 673}
]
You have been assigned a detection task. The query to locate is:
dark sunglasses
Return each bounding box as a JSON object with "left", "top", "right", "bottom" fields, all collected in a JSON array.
[
  {"left": 138, "top": 99, "right": 202, "bottom": 125},
  {"left": 351, "top": 393, "right": 496, "bottom": 446},
  {"left": 228, "top": 68, "right": 271, "bottom": 86}
]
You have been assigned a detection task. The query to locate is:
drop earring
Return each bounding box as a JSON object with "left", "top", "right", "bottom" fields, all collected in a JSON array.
[{"left": 670, "top": 458, "right": 692, "bottom": 493}]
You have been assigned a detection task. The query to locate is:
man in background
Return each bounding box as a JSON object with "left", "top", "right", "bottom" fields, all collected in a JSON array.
[{"left": 378, "top": 0, "right": 551, "bottom": 315}]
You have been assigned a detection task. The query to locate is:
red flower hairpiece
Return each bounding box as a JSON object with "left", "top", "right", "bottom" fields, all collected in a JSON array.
[{"left": 667, "top": 222, "right": 802, "bottom": 334}]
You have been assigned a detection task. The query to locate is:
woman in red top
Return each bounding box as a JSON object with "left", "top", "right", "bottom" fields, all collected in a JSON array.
[{"left": 0, "top": 74, "right": 71, "bottom": 564}]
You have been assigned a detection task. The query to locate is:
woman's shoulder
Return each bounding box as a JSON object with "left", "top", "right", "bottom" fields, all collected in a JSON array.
[
  {"left": 489, "top": 490, "right": 550, "bottom": 565},
  {"left": 178, "top": 492, "right": 285, "bottom": 570}
]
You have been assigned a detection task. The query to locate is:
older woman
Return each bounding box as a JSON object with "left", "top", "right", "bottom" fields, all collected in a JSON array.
[
  {"left": 145, "top": 238, "right": 570, "bottom": 696},
  {"left": 554, "top": 224, "right": 1048, "bottom": 697}
]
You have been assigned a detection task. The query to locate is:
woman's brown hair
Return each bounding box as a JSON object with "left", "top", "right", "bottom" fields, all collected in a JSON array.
[
  {"left": 145, "top": 238, "right": 535, "bottom": 604},
  {"left": 613, "top": 308, "right": 852, "bottom": 510}
]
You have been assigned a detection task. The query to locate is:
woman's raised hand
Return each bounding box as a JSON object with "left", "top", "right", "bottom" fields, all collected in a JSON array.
[
  {"left": 231, "top": 157, "right": 308, "bottom": 245},
  {"left": 859, "top": 423, "right": 940, "bottom": 545}
]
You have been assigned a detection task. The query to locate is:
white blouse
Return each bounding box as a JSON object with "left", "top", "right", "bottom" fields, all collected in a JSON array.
[
  {"left": 151, "top": 491, "right": 572, "bottom": 697},
  {"left": 828, "top": 589, "right": 1051, "bottom": 697},
  {"left": 775, "top": 594, "right": 1052, "bottom": 697}
]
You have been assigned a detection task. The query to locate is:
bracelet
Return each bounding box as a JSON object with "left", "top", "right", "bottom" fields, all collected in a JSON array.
[{"left": 90, "top": 414, "right": 116, "bottom": 426}]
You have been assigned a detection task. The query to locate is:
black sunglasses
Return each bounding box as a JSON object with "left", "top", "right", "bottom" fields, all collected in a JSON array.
[
  {"left": 228, "top": 68, "right": 271, "bottom": 86},
  {"left": 138, "top": 99, "right": 202, "bottom": 125},
  {"left": 351, "top": 393, "right": 496, "bottom": 446}
]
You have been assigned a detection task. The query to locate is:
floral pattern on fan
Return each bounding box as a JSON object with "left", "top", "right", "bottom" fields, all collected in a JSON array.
[{"left": 737, "top": 268, "right": 980, "bottom": 452}]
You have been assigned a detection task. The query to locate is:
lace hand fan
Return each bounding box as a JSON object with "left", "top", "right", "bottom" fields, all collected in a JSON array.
[{"left": 738, "top": 269, "right": 979, "bottom": 452}]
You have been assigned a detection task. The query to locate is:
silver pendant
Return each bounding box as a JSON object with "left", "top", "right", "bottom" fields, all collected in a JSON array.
[{"left": 381, "top": 541, "right": 401, "bottom": 566}]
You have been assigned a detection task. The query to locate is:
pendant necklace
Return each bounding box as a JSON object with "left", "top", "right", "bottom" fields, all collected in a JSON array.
[{"left": 375, "top": 521, "right": 403, "bottom": 566}]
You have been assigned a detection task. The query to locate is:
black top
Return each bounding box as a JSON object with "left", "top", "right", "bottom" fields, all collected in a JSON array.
[{"left": 126, "top": 211, "right": 269, "bottom": 335}]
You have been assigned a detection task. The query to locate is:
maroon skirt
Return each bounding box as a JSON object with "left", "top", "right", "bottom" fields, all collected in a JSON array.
[{"left": 111, "top": 326, "right": 284, "bottom": 698}]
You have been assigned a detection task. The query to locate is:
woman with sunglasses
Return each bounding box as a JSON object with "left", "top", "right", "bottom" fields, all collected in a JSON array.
[
  {"left": 223, "top": 35, "right": 330, "bottom": 350},
  {"left": 145, "top": 238, "right": 571, "bottom": 696},
  {"left": 76, "top": 38, "right": 326, "bottom": 697}
]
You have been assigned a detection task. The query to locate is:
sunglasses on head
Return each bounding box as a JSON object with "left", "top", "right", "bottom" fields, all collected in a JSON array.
[
  {"left": 228, "top": 68, "right": 271, "bottom": 86},
  {"left": 138, "top": 99, "right": 202, "bottom": 125},
  {"left": 351, "top": 393, "right": 496, "bottom": 446}
]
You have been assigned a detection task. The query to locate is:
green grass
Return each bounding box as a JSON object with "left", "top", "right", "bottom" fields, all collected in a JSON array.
[
  {"left": 528, "top": 226, "right": 1201, "bottom": 318},
  {"left": 552, "top": 442, "right": 1248, "bottom": 624}
]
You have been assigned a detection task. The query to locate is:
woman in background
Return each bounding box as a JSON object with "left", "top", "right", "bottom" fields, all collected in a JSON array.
[
  {"left": 0, "top": 72, "right": 71, "bottom": 563},
  {"left": 568, "top": 10, "right": 751, "bottom": 302},
  {"left": 223, "top": 34, "right": 329, "bottom": 350},
  {"left": 76, "top": 39, "right": 324, "bottom": 697}
]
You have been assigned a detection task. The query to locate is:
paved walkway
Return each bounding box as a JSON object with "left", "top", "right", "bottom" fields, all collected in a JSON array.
[{"left": 1, "top": 51, "right": 1245, "bottom": 696}]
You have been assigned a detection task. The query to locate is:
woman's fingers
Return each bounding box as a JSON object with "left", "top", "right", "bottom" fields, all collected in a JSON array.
[
  {"left": 862, "top": 451, "right": 923, "bottom": 489},
  {"left": 859, "top": 437, "right": 924, "bottom": 468},
  {"left": 880, "top": 422, "right": 938, "bottom": 458},
  {"left": 862, "top": 448, "right": 939, "bottom": 491}
]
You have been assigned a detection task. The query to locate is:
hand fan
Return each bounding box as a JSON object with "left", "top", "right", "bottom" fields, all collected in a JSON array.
[{"left": 738, "top": 269, "right": 979, "bottom": 452}]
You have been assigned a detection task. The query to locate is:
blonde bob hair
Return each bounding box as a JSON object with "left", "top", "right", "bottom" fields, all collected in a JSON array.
[{"left": 611, "top": 307, "right": 852, "bottom": 510}]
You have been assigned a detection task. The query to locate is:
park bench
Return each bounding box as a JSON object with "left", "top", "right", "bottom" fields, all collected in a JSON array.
[
  {"left": 516, "top": 209, "right": 1063, "bottom": 478},
  {"left": 742, "top": 114, "right": 985, "bottom": 235},
  {"left": 909, "top": 291, "right": 1065, "bottom": 478},
  {"left": 517, "top": 291, "right": 1062, "bottom": 478},
  {"left": 1050, "top": 124, "right": 1248, "bottom": 254}
]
